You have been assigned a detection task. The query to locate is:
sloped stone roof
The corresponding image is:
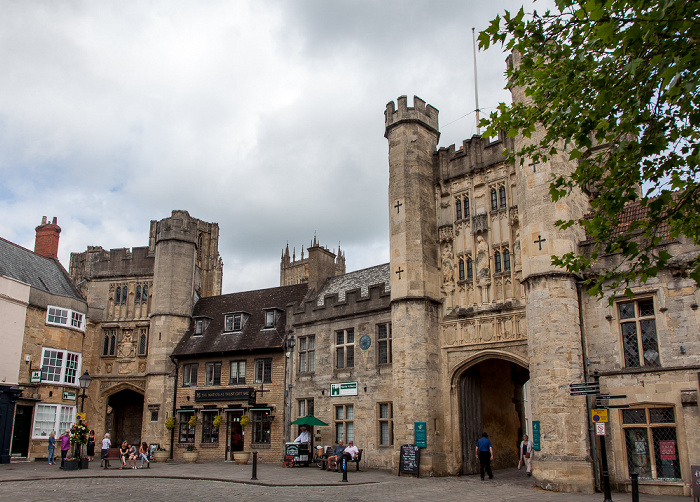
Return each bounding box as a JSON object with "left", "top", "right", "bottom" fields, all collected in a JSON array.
[
  {"left": 316, "top": 263, "right": 390, "bottom": 306},
  {"left": 0, "top": 237, "right": 83, "bottom": 301},
  {"left": 173, "top": 283, "right": 308, "bottom": 358}
]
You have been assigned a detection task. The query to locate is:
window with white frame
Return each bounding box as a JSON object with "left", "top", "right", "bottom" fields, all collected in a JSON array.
[
  {"left": 335, "top": 329, "right": 354, "bottom": 369},
  {"left": 254, "top": 358, "right": 272, "bottom": 384},
  {"left": 195, "top": 319, "right": 204, "bottom": 335},
  {"left": 335, "top": 404, "right": 354, "bottom": 443},
  {"left": 41, "top": 348, "right": 81, "bottom": 386},
  {"left": 205, "top": 362, "right": 221, "bottom": 386},
  {"left": 378, "top": 323, "right": 392, "bottom": 365},
  {"left": 46, "top": 306, "right": 84, "bottom": 331},
  {"left": 182, "top": 363, "right": 198, "bottom": 387},
  {"left": 298, "top": 335, "right": 315, "bottom": 373},
  {"left": 618, "top": 298, "right": 660, "bottom": 368},
  {"left": 32, "top": 404, "right": 75, "bottom": 438},
  {"left": 229, "top": 360, "right": 246, "bottom": 384},
  {"left": 378, "top": 402, "right": 393, "bottom": 446},
  {"left": 264, "top": 310, "right": 277, "bottom": 328}
]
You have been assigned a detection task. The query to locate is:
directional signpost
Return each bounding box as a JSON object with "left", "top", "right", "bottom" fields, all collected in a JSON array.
[{"left": 569, "top": 370, "right": 625, "bottom": 502}]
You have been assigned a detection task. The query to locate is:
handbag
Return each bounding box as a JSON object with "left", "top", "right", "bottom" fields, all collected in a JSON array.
[{"left": 525, "top": 452, "right": 530, "bottom": 458}]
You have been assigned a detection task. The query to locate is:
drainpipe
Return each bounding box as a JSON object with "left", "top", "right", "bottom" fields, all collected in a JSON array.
[
  {"left": 577, "top": 280, "right": 599, "bottom": 491},
  {"left": 170, "top": 356, "right": 178, "bottom": 460}
]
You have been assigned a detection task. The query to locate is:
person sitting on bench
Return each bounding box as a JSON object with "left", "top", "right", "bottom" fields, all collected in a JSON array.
[
  {"left": 326, "top": 440, "right": 345, "bottom": 471},
  {"left": 343, "top": 441, "right": 359, "bottom": 463}
]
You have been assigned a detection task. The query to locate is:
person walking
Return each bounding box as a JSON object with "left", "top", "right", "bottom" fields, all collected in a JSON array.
[
  {"left": 59, "top": 430, "right": 70, "bottom": 469},
  {"left": 47, "top": 431, "right": 56, "bottom": 465},
  {"left": 100, "top": 433, "right": 111, "bottom": 469},
  {"left": 518, "top": 434, "right": 533, "bottom": 476},
  {"left": 475, "top": 432, "right": 494, "bottom": 480}
]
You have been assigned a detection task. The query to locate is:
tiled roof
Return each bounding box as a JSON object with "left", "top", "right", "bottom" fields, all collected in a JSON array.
[
  {"left": 172, "top": 283, "right": 308, "bottom": 358},
  {"left": 585, "top": 200, "right": 669, "bottom": 241},
  {"left": 0, "top": 237, "right": 83, "bottom": 301},
  {"left": 316, "top": 263, "right": 390, "bottom": 306}
]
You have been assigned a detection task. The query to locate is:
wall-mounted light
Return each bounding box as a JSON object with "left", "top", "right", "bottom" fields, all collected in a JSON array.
[{"left": 680, "top": 345, "right": 686, "bottom": 354}]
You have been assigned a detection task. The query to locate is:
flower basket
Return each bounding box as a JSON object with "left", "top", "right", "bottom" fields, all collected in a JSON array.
[
  {"left": 63, "top": 459, "right": 80, "bottom": 471},
  {"left": 165, "top": 417, "right": 175, "bottom": 431}
]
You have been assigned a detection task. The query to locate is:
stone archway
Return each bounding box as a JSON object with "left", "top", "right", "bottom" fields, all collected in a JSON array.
[
  {"left": 458, "top": 357, "right": 529, "bottom": 474},
  {"left": 106, "top": 389, "right": 144, "bottom": 447}
]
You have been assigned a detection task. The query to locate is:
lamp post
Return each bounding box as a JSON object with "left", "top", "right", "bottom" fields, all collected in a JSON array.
[
  {"left": 76, "top": 370, "right": 92, "bottom": 461},
  {"left": 78, "top": 370, "right": 92, "bottom": 415},
  {"left": 285, "top": 335, "right": 296, "bottom": 442}
]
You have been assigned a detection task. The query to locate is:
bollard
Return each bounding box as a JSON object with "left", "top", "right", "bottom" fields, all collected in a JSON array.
[
  {"left": 631, "top": 473, "right": 639, "bottom": 502},
  {"left": 341, "top": 456, "right": 348, "bottom": 482},
  {"left": 251, "top": 451, "right": 258, "bottom": 480}
]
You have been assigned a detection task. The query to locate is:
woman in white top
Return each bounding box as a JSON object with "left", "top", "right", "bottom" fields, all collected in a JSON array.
[
  {"left": 101, "top": 433, "right": 111, "bottom": 469},
  {"left": 518, "top": 434, "right": 533, "bottom": 476}
]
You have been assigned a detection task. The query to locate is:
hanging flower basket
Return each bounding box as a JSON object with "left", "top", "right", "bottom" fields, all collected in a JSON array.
[{"left": 165, "top": 417, "right": 175, "bottom": 430}]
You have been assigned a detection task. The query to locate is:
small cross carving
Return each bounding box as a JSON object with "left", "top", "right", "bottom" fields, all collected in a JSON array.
[
  {"left": 394, "top": 200, "right": 403, "bottom": 214},
  {"left": 528, "top": 160, "right": 539, "bottom": 173},
  {"left": 534, "top": 235, "right": 547, "bottom": 251},
  {"left": 395, "top": 267, "right": 404, "bottom": 279}
]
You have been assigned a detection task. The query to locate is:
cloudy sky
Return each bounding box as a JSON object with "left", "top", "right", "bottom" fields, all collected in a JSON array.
[{"left": 0, "top": 0, "right": 543, "bottom": 293}]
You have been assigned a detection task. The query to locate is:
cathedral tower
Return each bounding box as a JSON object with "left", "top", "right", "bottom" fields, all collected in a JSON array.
[
  {"left": 385, "top": 96, "right": 445, "bottom": 474},
  {"left": 509, "top": 52, "right": 594, "bottom": 492}
]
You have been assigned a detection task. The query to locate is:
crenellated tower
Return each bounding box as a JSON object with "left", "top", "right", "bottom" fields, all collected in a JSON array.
[
  {"left": 509, "top": 51, "right": 594, "bottom": 492},
  {"left": 385, "top": 95, "right": 445, "bottom": 475}
]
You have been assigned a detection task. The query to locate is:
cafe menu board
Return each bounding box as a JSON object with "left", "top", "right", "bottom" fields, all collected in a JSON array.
[{"left": 398, "top": 444, "right": 420, "bottom": 477}]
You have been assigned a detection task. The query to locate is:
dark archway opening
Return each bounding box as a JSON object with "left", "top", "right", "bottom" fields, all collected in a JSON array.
[
  {"left": 460, "top": 358, "right": 529, "bottom": 474},
  {"left": 106, "top": 389, "right": 144, "bottom": 447}
]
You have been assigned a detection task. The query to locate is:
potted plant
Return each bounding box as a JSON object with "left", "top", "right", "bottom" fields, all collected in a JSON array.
[
  {"left": 182, "top": 444, "right": 199, "bottom": 463},
  {"left": 233, "top": 415, "right": 251, "bottom": 465},
  {"left": 153, "top": 446, "right": 169, "bottom": 463},
  {"left": 69, "top": 423, "right": 90, "bottom": 469}
]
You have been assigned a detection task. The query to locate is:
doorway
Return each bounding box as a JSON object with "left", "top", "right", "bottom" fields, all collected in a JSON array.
[
  {"left": 11, "top": 405, "right": 33, "bottom": 457},
  {"left": 460, "top": 358, "right": 529, "bottom": 474},
  {"left": 106, "top": 389, "right": 144, "bottom": 446},
  {"left": 226, "top": 411, "right": 244, "bottom": 461}
]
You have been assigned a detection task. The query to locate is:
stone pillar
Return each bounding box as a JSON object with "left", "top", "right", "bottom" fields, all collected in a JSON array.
[
  {"left": 509, "top": 51, "right": 595, "bottom": 492},
  {"left": 385, "top": 95, "right": 445, "bottom": 475}
]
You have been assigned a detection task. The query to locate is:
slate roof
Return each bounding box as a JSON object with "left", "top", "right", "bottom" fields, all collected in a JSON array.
[
  {"left": 0, "top": 237, "right": 83, "bottom": 301},
  {"left": 172, "top": 283, "right": 308, "bottom": 358},
  {"left": 315, "top": 263, "right": 390, "bottom": 306}
]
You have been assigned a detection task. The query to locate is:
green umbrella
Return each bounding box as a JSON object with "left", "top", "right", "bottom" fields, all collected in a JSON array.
[{"left": 290, "top": 414, "right": 329, "bottom": 426}]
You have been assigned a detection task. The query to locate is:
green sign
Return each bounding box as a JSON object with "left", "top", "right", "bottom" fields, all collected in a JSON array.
[
  {"left": 532, "top": 420, "right": 541, "bottom": 451},
  {"left": 30, "top": 370, "right": 42, "bottom": 383},
  {"left": 330, "top": 382, "right": 358, "bottom": 397},
  {"left": 414, "top": 421, "right": 427, "bottom": 448},
  {"left": 63, "top": 391, "right": 76, "bottom": 401}
]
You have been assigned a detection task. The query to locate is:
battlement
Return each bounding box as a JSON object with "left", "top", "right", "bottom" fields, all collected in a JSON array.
[
  {"left": 69, "top": 245, "right": 155, "bottom": 280},
  {"left": 292, "top": 282, "right": 390, "bottom": 325},
  {"left": 436, "top": 134, "right": 514, "bottom": 182},
  {"left": 384, "top": 95, "right": 439, "bottom": 137}
]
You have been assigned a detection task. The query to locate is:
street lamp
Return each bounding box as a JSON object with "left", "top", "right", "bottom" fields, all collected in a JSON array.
[
  {"left": 78, "top": 370, "right": 92, "bottom": 414},
  {"left": 285, "top": 335, "right": 296, "bottom": 442}
]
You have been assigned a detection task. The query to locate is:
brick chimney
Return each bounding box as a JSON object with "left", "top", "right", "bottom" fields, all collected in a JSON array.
[{"left": 34, "top": 216, "right": 61, "bottom": 258}]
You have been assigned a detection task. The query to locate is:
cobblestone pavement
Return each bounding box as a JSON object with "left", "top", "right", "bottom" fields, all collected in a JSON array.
[{"left": 0, "top": 460, "right": 689, "bottom": 502}]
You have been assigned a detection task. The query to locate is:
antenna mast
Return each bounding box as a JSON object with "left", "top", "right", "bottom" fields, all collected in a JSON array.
[{"left": 472, "top": 27, "right": 481, "bottom": 136}]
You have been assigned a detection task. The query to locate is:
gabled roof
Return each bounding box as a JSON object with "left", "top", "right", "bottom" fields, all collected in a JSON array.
[
  {"left": 172, "top": 283, "right": 308, "bottom": 358},
  {"left": 0, "top": 237, "right": 83, "bottom": 301},
  {"left": 315, "top": 263, "right": 390, "bottom": 306}
]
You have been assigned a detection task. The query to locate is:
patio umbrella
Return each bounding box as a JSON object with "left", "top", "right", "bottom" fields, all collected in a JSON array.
[{"left": 290, "top": 414, "right": 329, "bottom": 426}]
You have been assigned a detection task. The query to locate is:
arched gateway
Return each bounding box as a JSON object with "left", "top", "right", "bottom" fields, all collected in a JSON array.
[
  {"left": 457, "top": 356, "right": 530, "bottom": 475},
  {"left": 105, "top": 387, "right": 144, "bottom": 447}
]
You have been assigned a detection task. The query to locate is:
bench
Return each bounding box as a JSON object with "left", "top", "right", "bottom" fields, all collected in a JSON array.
[
  {"left": 101, "top": 447, "right": 150, "bottom": 468},
  {"left": 350, "top": 449, "right": 363, "bottom": 471}
]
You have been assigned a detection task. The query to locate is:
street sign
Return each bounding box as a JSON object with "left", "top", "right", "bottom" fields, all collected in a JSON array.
[
  {"left": 76, "top": 412, "right": 86, "bottom": 421},
  {"left": 569, "top": 382, "right": 599, "bottom": 388},
  {"left": 596, "top": 423, "right": 606, "bottom": 436},
  {"left": 591, "top": 409, "right": 608, "bottom": 422}
]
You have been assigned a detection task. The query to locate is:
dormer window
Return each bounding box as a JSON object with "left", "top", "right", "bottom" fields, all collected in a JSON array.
[
  {"left": 195, "top": 319, "right": 203, "bottom": 335},
  {"left": 224, "top": 313, "right": 248, "bottom": 332}
]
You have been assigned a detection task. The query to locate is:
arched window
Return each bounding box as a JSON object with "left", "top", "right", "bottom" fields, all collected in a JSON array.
[
  {"left": 491, "top": 189, "right": 498, "bottom": 211},
  {"left": 142, "top": 285, "right": 148, "bottom": 303},
  {"left": 109, "top": 335, "right": 116, "bottom": 355},
  {"left": 464, "top": 197, "right": 470, "bottom": 218},
  {"left": 121, "top": 286, "right": 128, "bottom": 304},
  {"left": 115, "top": 287, "right": 121, "bottom": 304},
  {"left": 467, "top": 257, "right": 473, "bottom": 279},
  {"left": 495, "top": 251, "right": 502, "bottom": 273},
  {"left": 455, "top": 199, "right": 462, "bottom": 220},
  {"left": 458, "top": 259, "right": 465, "bottom": 281},
  {"left": 138, "top": 330, "right": 148, "bottom": 356},
  {"left": 135, "top": 285, "right": 141, "bottom": 303},
  {"left": 504, "top": 249, "right": 511, "bottom": 271},
  {"left": 499, "top": 186, "right": 507, "bottom": 208},
  {"left": 103, "top": 335, "right": 110, "bottom": 356}
]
